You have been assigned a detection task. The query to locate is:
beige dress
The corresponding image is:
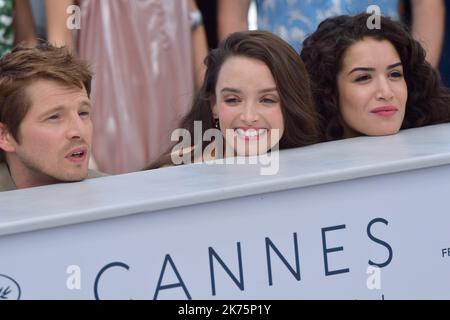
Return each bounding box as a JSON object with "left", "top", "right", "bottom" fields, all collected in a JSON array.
[{"left": 78, "top": 0, "right": 193, "bottom": 174}]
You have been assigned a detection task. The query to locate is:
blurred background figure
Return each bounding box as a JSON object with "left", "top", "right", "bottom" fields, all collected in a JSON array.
[
  {"left": 45, "top": 0, "right": 208, "bottom": 174},
  {"left": 219, "top": 0, "right": 445, "bottom": 68},
  {"left": 441, "top": 0, "right": 450, "bottom": 87},
  {"left": 195, "top": 0, "right": 219, "bottom": 49},
  {"left": 399, "top": 0, "right": 445, "bottom": 68},
  {"left": 29, "top": 0, "right": 46, "bottom": 40},
  {"left": 0, "top": 0, "right": 36, "bottom": 57},
  {"left": 409, "top": 0, "right": 445, "bottom": 69}
]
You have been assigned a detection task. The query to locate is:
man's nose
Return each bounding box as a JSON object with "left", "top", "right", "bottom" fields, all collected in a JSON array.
[{"left": 66, "top": 115, "right": 85, "bottom": 140}]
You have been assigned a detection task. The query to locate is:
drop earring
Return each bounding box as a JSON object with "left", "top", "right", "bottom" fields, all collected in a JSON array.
[{"left": 215, "top": 119, "right": 220, "bottom": 129}]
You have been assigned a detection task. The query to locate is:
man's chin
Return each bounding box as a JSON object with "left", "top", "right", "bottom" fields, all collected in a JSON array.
[{"left": 55, "top": 170, "right": 89, "bottom": 182}]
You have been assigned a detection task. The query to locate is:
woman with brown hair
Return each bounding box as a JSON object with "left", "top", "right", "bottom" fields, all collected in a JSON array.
[
  {"left": 301, "top": 13, "right": 450, "bottom": 141},
  {"left": 147, "top": 30, "right": 322, "bottom": 169}
]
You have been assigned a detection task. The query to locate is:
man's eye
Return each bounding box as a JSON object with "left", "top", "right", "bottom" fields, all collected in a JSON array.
[
  {"left": 47, "top": 114, "right": 60, "bottom": 120},
  {"left": 79, "top": 111, "right": 90, "bottom": 117}
]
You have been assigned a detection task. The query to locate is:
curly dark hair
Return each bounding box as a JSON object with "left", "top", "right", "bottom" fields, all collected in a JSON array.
[
  {"left": 147, "top": 30, "right": 321, "bottom": 169},
  {"left": 301, "top": 13, "right": 450, "bottom": 141}
]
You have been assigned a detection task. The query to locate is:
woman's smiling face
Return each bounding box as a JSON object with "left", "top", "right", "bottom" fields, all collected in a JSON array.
[{"left": 213, "top": 56, "right": 284, "bottom": 156}]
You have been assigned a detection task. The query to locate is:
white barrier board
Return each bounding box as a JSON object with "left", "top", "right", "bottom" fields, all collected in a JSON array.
[{"left": 1, "top": 124, "right": 450, "bottom": 300}]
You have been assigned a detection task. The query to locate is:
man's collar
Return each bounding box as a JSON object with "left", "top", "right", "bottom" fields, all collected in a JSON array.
[{"left": 0, "top": 162, "right": 17, "bottom": 192}]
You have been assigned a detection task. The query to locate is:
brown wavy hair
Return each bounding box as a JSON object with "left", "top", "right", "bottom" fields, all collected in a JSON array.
[
  {"left": 301, "top": 13, "right": 450, "bottom": 141},
  {"left": 147, "top": 30, "right": 321, "bottom": 169},
  {"left": 0, "top": 43, "right": 92, "bottom": 162}
]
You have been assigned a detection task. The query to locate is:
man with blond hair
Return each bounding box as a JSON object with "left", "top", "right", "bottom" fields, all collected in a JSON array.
[{"left": 0, "top": 43, "right": 103, "bottom": 191}]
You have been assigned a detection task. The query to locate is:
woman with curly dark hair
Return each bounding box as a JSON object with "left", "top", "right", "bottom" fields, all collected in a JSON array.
[
  {"left": 147, "top": 30, "right": 321, "bottom": 169},
  {"left": 301, "top": 13, "right": 450, "bottom": 141}
]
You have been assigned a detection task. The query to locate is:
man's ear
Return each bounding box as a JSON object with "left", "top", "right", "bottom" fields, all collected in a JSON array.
[{"left": 0, "top": 123, "right": 16, "bottom": 153}]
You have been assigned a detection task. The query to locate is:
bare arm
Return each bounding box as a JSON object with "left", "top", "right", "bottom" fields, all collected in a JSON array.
[
  {"left": 13, "top": 0, "right": 37, "bottom": 46},
  {"left": 218, "top": 0, "right": 251, "bottom": 41},
  {"left": 45, "top": 0, "right": 75, "bottom": 50},
  {"left": 411, "top": 0, "right": 445, "bottom": 67},
  {"left": 188, "top": 0, "right": 208, "bottom": 89}
]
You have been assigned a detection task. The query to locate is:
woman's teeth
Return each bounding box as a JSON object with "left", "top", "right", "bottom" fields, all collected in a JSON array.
[{"left": 235, "top": 128, "right": 267, "bottom": 137}]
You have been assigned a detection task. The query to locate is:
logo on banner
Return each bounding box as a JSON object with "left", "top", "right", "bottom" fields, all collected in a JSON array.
[{"left": 0, "top": 274, "right": 21, "bottom": 300}]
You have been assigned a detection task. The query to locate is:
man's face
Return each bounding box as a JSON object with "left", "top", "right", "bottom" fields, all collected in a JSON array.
[{"left": 9, "top": 79, "right": 93, "bottom": 186}]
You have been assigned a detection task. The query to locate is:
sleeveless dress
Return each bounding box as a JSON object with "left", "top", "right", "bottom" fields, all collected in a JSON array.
[
  {"left": 77, "top": 0, "right": 193, "bottom": 173},
  {"left": 255, "top": 0, "right": 400, "bottom": 52}
]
